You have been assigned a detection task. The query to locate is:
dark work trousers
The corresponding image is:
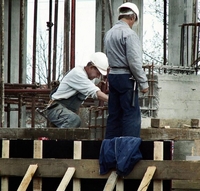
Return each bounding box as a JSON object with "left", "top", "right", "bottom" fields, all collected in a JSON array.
[
  {"left": 46, "top": 93, "right": 85, "bottom": 128},
  {"left": 105, "top": 74, "right": 141, "bottom": 139}
]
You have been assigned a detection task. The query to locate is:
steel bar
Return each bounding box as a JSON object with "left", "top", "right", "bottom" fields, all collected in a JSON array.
[
  {"left": 19, "top": 0, "right": 25, "bottom": 83},
  {"left": 32, "top": 0, "right": 38, "bottom": 84},
  {"left": 70, "top": 0, "right": 76, "bottom": 69},
  {"left": 101, "top": 0, "right": 106, "bottom": 52},
  {"left": 163, "top": 0, "right": 167, "bottom": 67},
  {"left": 108, "top": 0, "right": 113, "bottom": 27},
  {"left": 18, "top": 0, "right": 26, "bottom": 128},
  {"left": 5, "top": 83, "right": 40, "bottom": 88},
  {"left": 52, "top": 0, "right": 58, "bottom": 81},
  {"left": 7, "top": 0, "right": 12, "bottom": 127},
  {"left": 47, "top": 0, "right": 53, "bottom": 88},
  {"left": 0, "top": 0, "right": 5, "bottom": 127},
  {"left": 5, "top": 89, "right": 51, "bottom": 93},
  {"left": 63, "top": 0, "right": 70, "bottom": 73}
]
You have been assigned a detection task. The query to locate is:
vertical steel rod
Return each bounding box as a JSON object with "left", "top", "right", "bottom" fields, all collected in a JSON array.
[
  {"left": 52, "top": 0, "right": 58, "bottom": 81},
  {"left": 101, "top": 0, "right": 106, "bottom": 52},
  {"left": 18, "top": 0, "right": 26, "bottom": 127},
  {"left": 70, "top": 0, "right": 76, "bottom": 69},
  {"left": 7, "top": 0, "right": 12, "bottom": 127},
  {"left": 0, "top": 0, "right": 4, "bottom": 127},
  {"left": 163, "top": 0, "right": 167, "bottom": 67},
  {"left": 63, "top": 0, "right": 70, "bottom": 73},
  {"left": 32, "top": 0, "right": 38, "bottom": 84},
  {"left": 47, "top": 0, "right": 53, "bottom": 88}
]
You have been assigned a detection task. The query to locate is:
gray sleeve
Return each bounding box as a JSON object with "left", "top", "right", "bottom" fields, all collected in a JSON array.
[{"left": 126, "top": 33, "right": 149, "bottom": 90}]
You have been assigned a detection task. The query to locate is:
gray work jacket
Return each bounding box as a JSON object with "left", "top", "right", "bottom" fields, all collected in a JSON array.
[{"left": 104, "top": 20, "right": 149, "bottom": 90}]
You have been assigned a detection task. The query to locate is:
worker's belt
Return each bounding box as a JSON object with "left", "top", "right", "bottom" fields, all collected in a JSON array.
[
  {"left": 110, "top": 66, "right": 129, "bottom": 69},
  {"left": 46, "top": 99, "right": 59, "bottom": 110}
]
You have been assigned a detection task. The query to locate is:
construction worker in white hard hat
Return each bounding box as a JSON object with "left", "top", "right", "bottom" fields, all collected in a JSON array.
[
  {"left": 104, "top": 2, "right": 149, "bottom": 139},
  {"left": 45, "top": 52, "right": 109, "bottom": 128}
]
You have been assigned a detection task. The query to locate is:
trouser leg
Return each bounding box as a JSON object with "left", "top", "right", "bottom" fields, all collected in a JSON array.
[{"left": 46, "top": 103, "right": 81, "bottom": 128}]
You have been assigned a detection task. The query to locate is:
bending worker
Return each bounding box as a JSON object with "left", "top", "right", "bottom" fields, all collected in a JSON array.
[
  {"left": 104, "top": 2, "right": 149, "bottom": 139},
  {"left": 46, "top": 52, "right": 109, "bottom": 128}
]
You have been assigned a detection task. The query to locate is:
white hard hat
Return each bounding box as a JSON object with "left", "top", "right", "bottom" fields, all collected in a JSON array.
[
  {"left": 118, "top": 2, "right": 139, "bottom": 25},
  {"left": 90, "top": 52, "right": 108, "bottom": 76}
]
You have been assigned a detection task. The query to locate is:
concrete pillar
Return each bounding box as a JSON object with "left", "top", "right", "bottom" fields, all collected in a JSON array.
[
  {"left": 4, "top": 0, "right": 27, "bottom": 127},
  {"left": 95, "top": 0, "right": 143, "bottom": 52},
  {"left": 168, "top": 0, "right": 196, "bottom": 66}
]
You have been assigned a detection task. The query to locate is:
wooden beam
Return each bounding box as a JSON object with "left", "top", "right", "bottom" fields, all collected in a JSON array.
[
  {"left": 73, "top": 141, "right": 82, "bottom": 191},
  {"left": 56, "top": 167, "right": 76, "bottom": 191},
  {"left": 0, "top": 128, "right": 199, "bottom": 140},
  {"left": 0, "top": 128, "right": 89, "bottom": 140},
  {"left": 0, "top": 159, "right": 200, "bottom": 180},
  {"left": 17, "top": 164, "right": 38, "bottom": 191},
  {"left": 33, "top": 140, "right": 43, "bottom": 191},
  {"left": 1, "top": 140, "right": 9, "bottom": 191},
  {"left": 137, "top": 166, "right": 156, "bottom": 191},
  {"left": 103, "top": 171, "right": 118, "bottom": 191},
  {"left": 172, "top": 180, "right": 200, "bottom": 189},
  {"left": 153, "top": 141, "right": 163, "bottom": 191}
]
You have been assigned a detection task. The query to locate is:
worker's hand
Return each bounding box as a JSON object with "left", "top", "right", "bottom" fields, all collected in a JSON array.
[{"left": 140, "top": 87, "right": 149, "bottom": 94}]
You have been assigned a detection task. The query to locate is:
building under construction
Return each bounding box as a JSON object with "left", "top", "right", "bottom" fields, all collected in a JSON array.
[{"left": 0, "top": 0, "right": 200, "bottom": 190}]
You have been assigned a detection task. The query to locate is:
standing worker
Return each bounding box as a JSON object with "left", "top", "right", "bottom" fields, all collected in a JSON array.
[
  {"left": 104, "top": 2, "right": 149, "bottom": 139},
  {"left": 46, "top": 52, "right": 109, "bottom": 128}
]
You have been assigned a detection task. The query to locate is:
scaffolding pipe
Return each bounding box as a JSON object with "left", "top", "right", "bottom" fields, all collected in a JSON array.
[
  {"left": 70, "top": 0, "right": 76, "bottom": 69},
  {"left": 7, "top": 0, "right": 12, "bottom": 127},
  {"left": 163, "top": 0, "right": 167, "bottom": 67},
  {"left": 0, "top": 0, "right": 4, "bottom": 127},
  {"left": 63, "top": 0, "right": 70, "bottom": 73},
  {"left": 108, "top": 0, "right": 113, "bottom": 28},
  {"left": 19, "top": 0, "right": 26, "bottom": 127},
  {"left": 32, "top": 0, "right": 38, "bottom": 84},
  {"left": 47, "top": 0, "right": 53, "bottom": 88},
  {"left": 52, "top": 0, "right": 58, "bottom": 81},
  {"left": 101, "top": 0, "right": 106, "bottom": 52}
]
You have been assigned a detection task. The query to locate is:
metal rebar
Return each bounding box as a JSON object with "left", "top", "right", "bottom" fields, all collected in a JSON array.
[
  {"left": 63, "top": 0, "right": 70, "bottom": 73},
  {"left": 70, "top": 0, "right": 76, "bottom": 69},
  {"left": 47, "top": 0, "right": 53, "bottom": 88},
  {"left": 0, "top": 0, "right": 5, "bottom": 127},
  {"left": 32, "top": 0, "right": 38, "bottom": 84},
  {"left": 52, "top": 0, "right": 58, "bottom": 81},
  {"left": 163, "top": 0, "right": 167, "bottom": 67},
  {"left": 101, "top": 0, "right": 106, "bottom": 52}
]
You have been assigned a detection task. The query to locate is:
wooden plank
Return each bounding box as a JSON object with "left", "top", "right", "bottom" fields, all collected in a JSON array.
[
  {"left": 56, "top": 167, "right": 76, "bottom": 191},
  {"left": 73, "top": 141, "right": 82, "bottom": 191},
  {"left": 140, "top": 128, "right": 200, "bottom": 141},
  {"left": 153, "top": 141, "right": 163, "bottom": 191},
  {"left": 0, "top": 159, "right": 200, "bottom": 180},
  {"left": 151, "top": 119, "right": 190, "bottom": 128},
  {"left": 17, "top": 164, "right": 38, "bottom": 191},
  {"left": 137, "top": 166, "right": 156, "bottom": 191},
  {"left": 1, "top": 140, "right": 9, "bottom": 191},
  {"left": 33, "top": 140, "right": 43, "bottom": 191},
  {"left": 0, "top": 128, "right": 200, "bottom": 140},
  {"left": 172, "top": 180, "right": 200, "bottom": 189},
  {"left": 0, "top": 128, "right": 89, "bottom": 140},
  {"left": 116, "top": 179, "right": 124, "bottom": 191},
  {"left": 103, "top": 171, "right": 118, "bottom": 191}
]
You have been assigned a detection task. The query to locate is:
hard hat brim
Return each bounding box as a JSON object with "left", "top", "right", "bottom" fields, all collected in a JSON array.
[{"left": 96, "top": 67, "right": 107, "bottom": 76}]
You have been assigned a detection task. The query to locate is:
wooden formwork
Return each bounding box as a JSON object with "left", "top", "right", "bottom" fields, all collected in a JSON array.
[{"left": 0, "top": 128, "right": 200, "bottom": 190}]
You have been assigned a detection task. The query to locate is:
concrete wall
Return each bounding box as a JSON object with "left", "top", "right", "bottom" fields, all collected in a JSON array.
[{"left": 157, "top": 74, "right": 200, "bottom": 119}]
